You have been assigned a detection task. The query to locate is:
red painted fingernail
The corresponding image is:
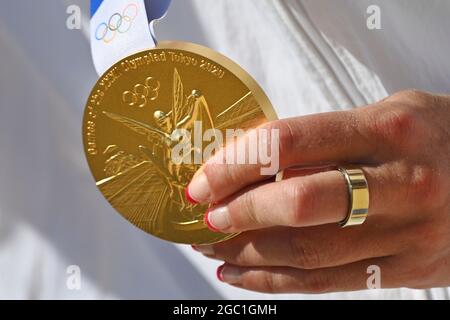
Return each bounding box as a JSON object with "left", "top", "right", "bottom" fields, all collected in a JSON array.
[
  {"left": 185, "top": 183, "right": 199, "bottom": 204},
  {"left": 216, "top": 264, "right": 225, "bottom": 282},
  {"left": 204, "top": 209, "right": 221, "bottom": 233}
]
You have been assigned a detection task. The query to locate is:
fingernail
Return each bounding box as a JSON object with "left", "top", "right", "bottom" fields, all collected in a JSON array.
[
  {"left": 217, "top": 265, "right": 242, "bottom": 284},
  {"left": 216, "top": 265, "right": 225, "bottom": 281},
  {"left": 205, "top": 206, "right": 231, "bottom": 232},
  {"left": 185, "top": 184, "right": 199, "bottom": 204},
  {"left": 187, "top": 172, "right": 211, "bottom": 203},
  {"left": 191, "top": 244, "right": 214, "bottom": 255}
]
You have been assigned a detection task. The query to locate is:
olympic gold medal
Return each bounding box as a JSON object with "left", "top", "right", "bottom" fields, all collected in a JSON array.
[{"left": 83, "top": 41, "right": 277, "bottom": 244}]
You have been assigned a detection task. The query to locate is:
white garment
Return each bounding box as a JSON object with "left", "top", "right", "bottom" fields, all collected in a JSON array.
[
  {"left": 163, "top": 0, "right": 449, "bottom": 300},
  {"left": 0, "top": 0, "right": 448, "bottom": 299}
]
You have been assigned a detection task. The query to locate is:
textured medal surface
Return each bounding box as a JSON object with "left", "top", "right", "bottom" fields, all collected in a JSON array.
[{"left": 83, "top": 41, "right": 276, "bottom": 244}]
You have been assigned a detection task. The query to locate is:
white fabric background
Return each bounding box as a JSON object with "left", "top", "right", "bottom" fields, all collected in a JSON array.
[{"left": 0, "top": 0, "right": 448, "bottom": 299}]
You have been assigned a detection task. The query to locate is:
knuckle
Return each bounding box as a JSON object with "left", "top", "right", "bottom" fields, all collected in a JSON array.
[
  {"left": 289, "top": 235, "right": 322, "bottom": 269},
  {"left": 202, "top": 162, "right": 246, "bottom": 198},
  {"left": 407, "top": 165, "right": 446, "bottom": 209},
  {"left": 386, "top": 89, "right": 431, "bottom": 105},
  {"left": 224, "top": 164, "right": 244, "bottom": 188},
  {"left": 213, "top": 243, "right": 232, "bottom": 261},
  {"left": 291, "top": 180, "right": 317, "bottom": 226},
  {"left": 383, "top": 108, "right": 416, "bottom": 140},
  {"left": 262, "top": 120, "right": 296, "bottom": 158},
  {"left": 371, "top": 91, "right": 436, "bottom": 152},
  {"left": 389, "top": 108, "right": 417, "bottom": 135},
  {"left": 302, "top": 272, "right": 334, "bottom": 293},
  {"left": 225, "top": 248, "right": 250, "bottom": 266},
  {"left": 232, "top": 253, "right": 250, "bottom": 266},
  {"left": 370, "top": 107, "right": 423, "bottom": 151},
  {"left": 235, "top": 190, "right": 259, "bottom": 228},
  {"left": 258, "top": 271, "right": 277, "bottom": 294},
  {"left": 213, "top": 240, "right": 251, "bottom": 266},
  {"left": 201, "top": 163, "right": 226, "bottom": 196}
]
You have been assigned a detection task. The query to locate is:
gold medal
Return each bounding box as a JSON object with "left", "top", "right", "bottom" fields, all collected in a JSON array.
[{"left": 82, "top": 41, "right": 277, "bottom": 244}]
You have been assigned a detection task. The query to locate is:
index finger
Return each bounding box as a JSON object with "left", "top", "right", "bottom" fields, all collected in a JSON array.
[{"left": 186, "top": 109, "right": 375, "bottom": 204}]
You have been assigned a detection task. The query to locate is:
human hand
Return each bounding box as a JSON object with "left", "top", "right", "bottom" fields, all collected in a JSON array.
[{"left": 188, "top": 90, "right": 450, "bottom": 293}]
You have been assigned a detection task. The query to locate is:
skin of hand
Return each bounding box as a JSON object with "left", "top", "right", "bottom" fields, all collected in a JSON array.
[{"left": 186, "top": 90, "right": 450, "bottom": 293}]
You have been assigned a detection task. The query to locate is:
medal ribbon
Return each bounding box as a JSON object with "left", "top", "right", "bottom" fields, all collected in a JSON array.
[{"left": 90, "top": 0, "right": 172, "bottom": 75}]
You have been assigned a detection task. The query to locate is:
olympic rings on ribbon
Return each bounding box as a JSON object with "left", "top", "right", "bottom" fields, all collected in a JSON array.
[{"left": 95, "top": 3, "right": 139, "bottom": 43}]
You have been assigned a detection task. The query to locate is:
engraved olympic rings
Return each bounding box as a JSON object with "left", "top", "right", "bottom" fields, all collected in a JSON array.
[
  {"left": 123, "top": 77, "right": 161, "bottom": 108},
  {"left": 95, "top": 3, "right": 139, "bottom": 43}
]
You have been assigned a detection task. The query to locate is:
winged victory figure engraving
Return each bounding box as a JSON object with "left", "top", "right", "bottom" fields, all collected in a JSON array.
[{"left": 96, "top": 68, "right": 266, "bottom": 235}]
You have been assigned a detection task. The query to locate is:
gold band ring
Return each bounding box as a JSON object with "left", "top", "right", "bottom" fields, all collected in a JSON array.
[{"left": 338, "top": 166, "right": 370, "bottom": 227}]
